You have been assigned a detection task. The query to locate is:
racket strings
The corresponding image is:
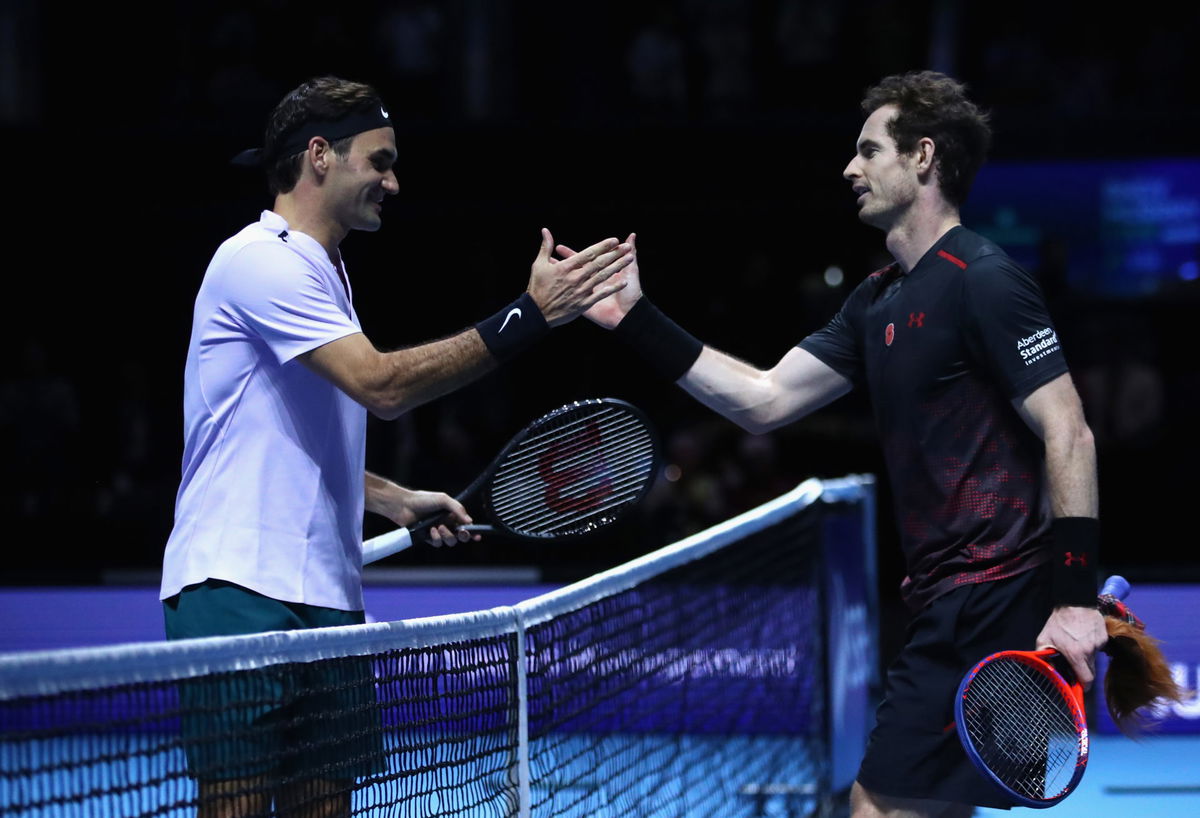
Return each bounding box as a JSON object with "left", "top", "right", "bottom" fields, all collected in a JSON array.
[
  {"left": 488, "top": 407, "right": 655, "bottom": 536},
  {"left": 503, "top": 405, "right": 631, "bottom": 453},
  {"left": 495, "top": 461, "right": 654, "bottom": 534},
  {"left": 962, "top": 659, "right": 1083, "bottom": 800},
  {"left": 492, "top": 412, "right": 645, "bottom": 475},
  {"left": 490, "top": 424, "right": 651, "bottom": 501},
  {"left": 491, "top": 410, "right": 649, "bottom": 487},
  {"left": 490, "top": 442, "right": 653, "bottom": 509},
  {"left": 500, "top": 474, "right": 653, "bottom": 534},
  {"left": 534, "top": 494, "right": 648, "bottom": 535},
  {"left": 492, "top": 464, "right": 651, "bottom": 523}
]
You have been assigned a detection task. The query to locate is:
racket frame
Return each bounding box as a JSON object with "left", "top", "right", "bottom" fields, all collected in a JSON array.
[
  {"left": 476, "top": 397, "right": 659, "bottom": 540},
  {"left": 396, "top": 397, "right": 659, "bottom": 550},
  {"left": 955, "top": 647, "right": 1088, "bottom": 808}
]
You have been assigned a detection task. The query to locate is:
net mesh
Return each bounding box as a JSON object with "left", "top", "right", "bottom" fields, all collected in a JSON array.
[
  {"left": 1, "top": 477, "right": 872, "bottom": 817},
  {"left": 1, "top": 634, "right": 519, "bottom": 817},
  {"left": 524, "top": 512, "right": 824, "bottom": 817}
]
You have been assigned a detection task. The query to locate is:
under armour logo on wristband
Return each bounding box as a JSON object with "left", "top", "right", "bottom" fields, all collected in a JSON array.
[
  {"left": 908, "top": 312, "right": 925, "bottom": 328},
  {"left": 499, "top": 308, "right": 522, "bottom": 332},
  {"left": 1064, "top": 552, "right": 1089, "bottom": 567}
]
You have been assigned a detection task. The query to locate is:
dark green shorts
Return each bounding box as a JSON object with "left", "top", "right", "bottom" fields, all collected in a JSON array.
[{"left": 163, "top": 579, "right": 384, "bottom": 782}]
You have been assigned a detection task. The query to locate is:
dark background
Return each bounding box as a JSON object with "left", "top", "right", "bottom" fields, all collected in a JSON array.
[{"left": 4, "top": 1, "right": 1198, "bottom": 612}]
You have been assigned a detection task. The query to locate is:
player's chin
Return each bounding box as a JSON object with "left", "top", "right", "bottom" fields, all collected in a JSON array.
[
  {"left": 856, "top": 207, "right": 887, "bottom": 229},
  {"left": 355, "top": 211, "right": 384, "bottom": 232}
]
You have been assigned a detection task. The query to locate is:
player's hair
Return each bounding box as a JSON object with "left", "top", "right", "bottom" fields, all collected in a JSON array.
[
  {"left": 861, "top": 71, "right": 991, "bottom": 207},
  {"left": 264, "top": 76, "right": 383, "bottom": 195}
]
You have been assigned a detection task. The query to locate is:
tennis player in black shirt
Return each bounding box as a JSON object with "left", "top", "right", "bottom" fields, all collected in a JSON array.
[{"left": 581, "top": 71, "right": 1106, "bottom": 815}]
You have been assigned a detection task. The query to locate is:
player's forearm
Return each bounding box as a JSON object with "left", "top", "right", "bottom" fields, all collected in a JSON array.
[
  {"left": 364, "top": 471, "right": 404, "bottom": 516},
  {"left": 1043, "top": 416, "right": 1100, "bottom": 607},
  {"left": 1043, "top": 419, "right": 1098, "bottom": 519},
  {"left": 367, "top": 330, "right": 496, "bottom": 419},
  {"left": 678, "top": 348, "right": 782, "bottom": 434},
  {"left": 611, "top": 298, "right": 776, "bottom": 432}
]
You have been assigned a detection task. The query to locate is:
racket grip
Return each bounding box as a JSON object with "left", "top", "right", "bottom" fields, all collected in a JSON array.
[
  {"left": 361, "top": 528, "right": 414, "bottom": 565},
  {"left": 1100, "top": 575, "right": 1130, "bottom": 600},
  {"left": 406, "top": 514, "right": 482, "bottom": 544},
  {"left": 406, "top": 515, "right": 444, "bottom": 546}
]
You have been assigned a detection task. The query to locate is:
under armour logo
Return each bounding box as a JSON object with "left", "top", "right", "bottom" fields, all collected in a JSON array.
[
  {"left": 1063, "top": 552, "right": 1089, "bottom": 567},
  {"left": 908, "top": 312, "right": 925, "bottom": 328}
]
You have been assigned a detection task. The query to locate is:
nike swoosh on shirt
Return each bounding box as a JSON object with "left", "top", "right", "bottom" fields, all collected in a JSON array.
[{"left": 499, "top": 308, "right": 522, "bottom": 332}]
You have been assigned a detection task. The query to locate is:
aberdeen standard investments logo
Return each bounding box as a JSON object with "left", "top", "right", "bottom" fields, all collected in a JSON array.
[{"left": 1016, "top": 327, "right": 1060, "bottom": 366}]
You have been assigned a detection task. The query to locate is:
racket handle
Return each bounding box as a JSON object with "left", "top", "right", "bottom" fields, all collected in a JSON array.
[
  {"left": 361, "top": 528, "right": 414, "bottom": 565},
  {"left": 361, "top": 521, "right": 488, "bottom": 566},
  {"left": 405, "top": 515, "right": 488, "bottom": 544},
  {"left": 1100, "top": 574, "right": 1130, "bottom": 600},
  {"left": 405, "top": 515, "right": 442, "bottom": 546}
]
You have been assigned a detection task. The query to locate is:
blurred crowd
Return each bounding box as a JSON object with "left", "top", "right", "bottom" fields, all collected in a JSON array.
[{"left": 3, "top": 1, "right": 1198, "bottom": 582}]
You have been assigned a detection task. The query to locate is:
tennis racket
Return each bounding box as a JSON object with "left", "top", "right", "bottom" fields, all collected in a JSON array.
[
  {"left": 362, "top": 398, "right": 660, "bottom": 564},
  {"left": 954, "top": 575, "right": 1129, "bottom": 808}
]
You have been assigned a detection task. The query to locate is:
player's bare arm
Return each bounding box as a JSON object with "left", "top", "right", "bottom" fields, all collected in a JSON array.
[
  {"left": 1015, "top": 373, "right": 1098, "bottom": 519},
  {"left": 1015, "top": 372, "right": 1106, "bottom": 687},
  {"left": 302, "top": 230, "right": 631, "bottom": 419},
  {"left": 303, "top": 329, "right": 491, "bottom": 420},
  {"left": 679, "top": 346, "right": 851, "bottom": 434},
  {"left": 578, "top": 234, "right": 851, "bottom": 432},
  {"left": 364, "top": 471, "right": 475, "bottom": 545}
]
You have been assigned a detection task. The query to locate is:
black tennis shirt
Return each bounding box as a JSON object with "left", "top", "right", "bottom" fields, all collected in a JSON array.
[{"left": 800, "top": 226, "right": 1069, "bottom": 610}]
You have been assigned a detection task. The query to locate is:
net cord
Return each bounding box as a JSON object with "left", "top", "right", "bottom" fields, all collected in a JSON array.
[
  {"left": 0, "top": 606, "right": 516, "bottom": 699},
  {"left": 515, "top": 478, "right": 829, "bottom": 629},
  {"left": 0, "top": 476, "right": 875, "bottom": 704}
]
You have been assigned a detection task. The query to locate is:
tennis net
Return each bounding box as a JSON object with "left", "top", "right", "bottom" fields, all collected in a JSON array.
[{"left": 0, "top": 475, "right": 875, "bottom": 817}]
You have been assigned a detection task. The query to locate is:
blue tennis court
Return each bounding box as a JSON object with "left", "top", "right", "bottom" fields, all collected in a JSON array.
[
  {"left": 978, "top": 734, "right": 1200, "bottom": 817},
  {"left": 0, "top": 479, "right": 868, "bottom": 817},
  {"left": 4, "top": 732, "right": 1196, "bottom": 816},
  {"left": 3, "top": 478, "right": 1197, "bottom": 817}
]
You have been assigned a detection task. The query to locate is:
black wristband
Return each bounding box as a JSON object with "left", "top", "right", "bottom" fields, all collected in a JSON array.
[
  {"left": 475, "top": 292, "right": 550, "bottom": 362},
  {"left": 612, "top": 297, "right": 704, "bottom": 382},
  {"left": 1050, "top": 517, "right": 1100, "bottom": 607}
]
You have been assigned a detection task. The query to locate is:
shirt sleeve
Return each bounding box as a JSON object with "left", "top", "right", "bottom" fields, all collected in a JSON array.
[
  {"left": 796, "top": 277, "right": 871, "bottom": 386},
  {"left": 960, "top": 253, "right": 1069, "bottom": 401},
  {"left": 221, "top": 241, "right": 361, "bottom": 364}
]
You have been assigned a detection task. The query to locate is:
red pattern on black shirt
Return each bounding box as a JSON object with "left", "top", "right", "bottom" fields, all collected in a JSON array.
[{"left": 798, "top": 227, "right": 1065, "bottom": 610}]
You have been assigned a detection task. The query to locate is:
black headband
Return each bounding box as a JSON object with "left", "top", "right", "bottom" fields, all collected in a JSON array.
[{"left": 231, "top": 103, "right": 392, "bottom": 168}]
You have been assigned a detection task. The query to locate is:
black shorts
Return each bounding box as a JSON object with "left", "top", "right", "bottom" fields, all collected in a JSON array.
[{"left": 857, "top": 564, "right": 1051, "bottom": 809}]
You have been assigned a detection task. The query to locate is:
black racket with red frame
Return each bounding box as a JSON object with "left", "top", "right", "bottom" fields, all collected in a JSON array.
[{"left": 362, "top": 398, "right": 660, "bottom": 563}]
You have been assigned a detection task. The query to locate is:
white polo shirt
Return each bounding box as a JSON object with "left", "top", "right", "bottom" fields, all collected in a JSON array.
[{"left": 161, "top": 211, "right": 368, "bottom": 611}]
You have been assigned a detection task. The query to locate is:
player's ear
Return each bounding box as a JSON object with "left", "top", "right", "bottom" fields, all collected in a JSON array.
[
  {"left": 307, "top": 136, "right": 332, "bottom": 179},
  {"left": 915, "top": 137, "right": 936, "bottom": 174}
]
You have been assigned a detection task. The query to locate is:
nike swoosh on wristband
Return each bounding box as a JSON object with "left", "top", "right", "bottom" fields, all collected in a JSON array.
[{"left": 498, "top": 308, "right": 522, "bottom": 332}]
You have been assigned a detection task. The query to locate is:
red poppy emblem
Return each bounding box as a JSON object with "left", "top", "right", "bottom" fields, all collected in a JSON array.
[{"left": 885, "top": 322, "right": 895, "bottom": 346}]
